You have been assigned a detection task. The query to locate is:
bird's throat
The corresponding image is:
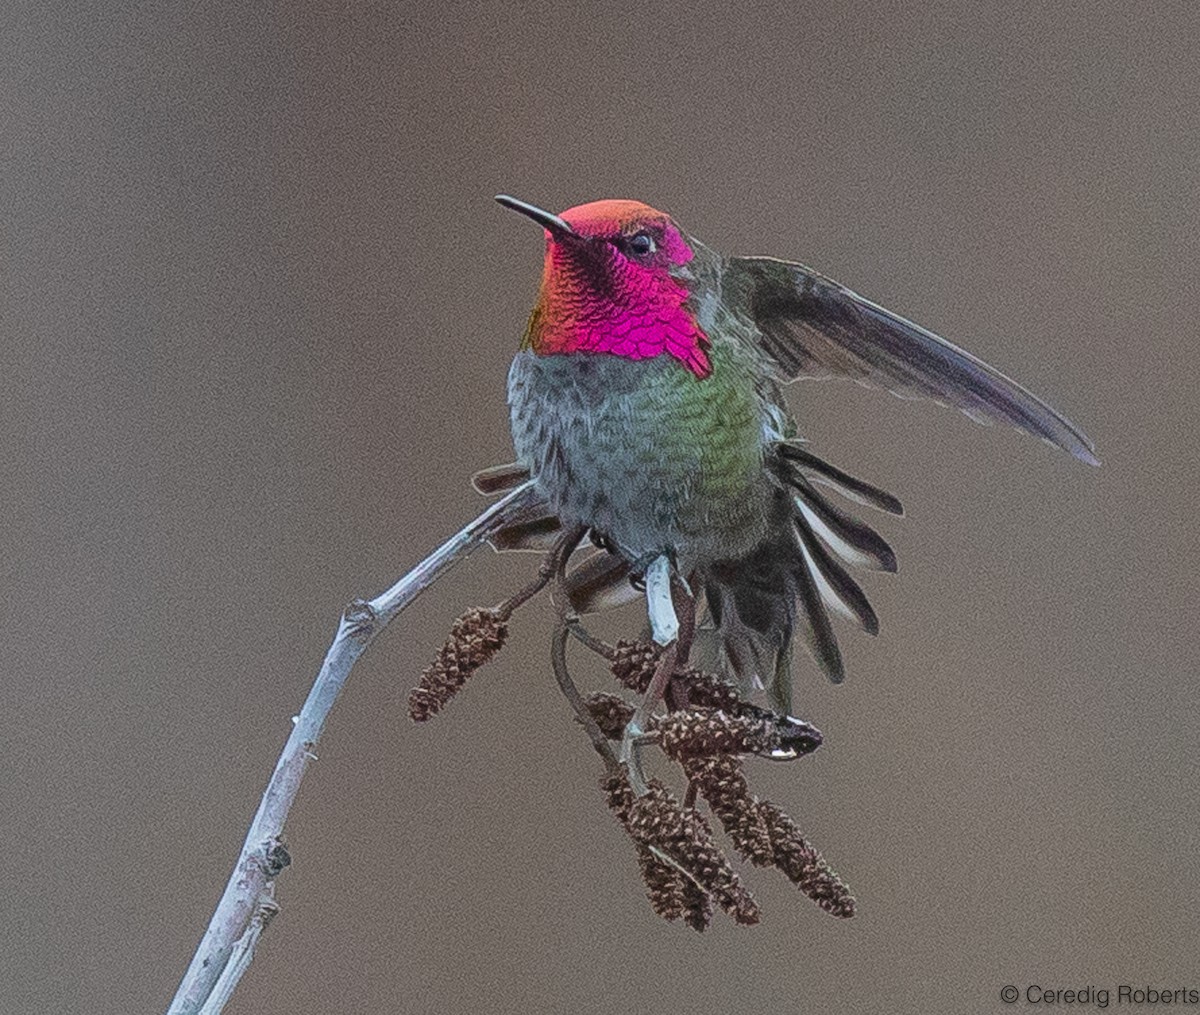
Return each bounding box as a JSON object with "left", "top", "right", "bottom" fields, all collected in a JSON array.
[{"left": 523, "top": 281, "right": 712, "bottom": 379}]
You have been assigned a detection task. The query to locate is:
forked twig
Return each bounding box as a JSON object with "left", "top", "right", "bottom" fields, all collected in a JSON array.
[
  {"left": 620, "top": 572, "right": 696, "bottom": 795},
  {"left": 563, "top": 616, "right": 616, "bottom": 660},
  {"left": 551, "top": 625, "right": 619, "bottom": 773},
  {"left": 544, "top": 526, "right": 620, "bottom": 772}
]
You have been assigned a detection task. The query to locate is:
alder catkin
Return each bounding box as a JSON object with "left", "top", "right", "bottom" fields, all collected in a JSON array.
[{"left": 407, "top": 608, "right": 508, "bottom": 722}]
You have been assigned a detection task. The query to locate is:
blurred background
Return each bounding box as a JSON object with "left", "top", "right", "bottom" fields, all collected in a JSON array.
[{"left": 3, "top": 2, "right": 1197, "bottom": 1013}]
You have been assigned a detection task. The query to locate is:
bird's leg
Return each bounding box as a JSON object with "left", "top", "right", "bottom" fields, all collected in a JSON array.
[{"left": 621, "top": 559, "right": 697, "bottom": 795}]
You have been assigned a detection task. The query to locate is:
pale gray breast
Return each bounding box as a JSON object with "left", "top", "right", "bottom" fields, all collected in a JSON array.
[
  {"left": 507, "top": 352, "right": 661, "bottom": 542},
  {"left": 506, "top": 348, "right": 780, "bottom": 566}
]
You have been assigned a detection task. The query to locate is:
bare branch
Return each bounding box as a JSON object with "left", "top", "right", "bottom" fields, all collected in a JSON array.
[{"left": 166, "top": 483, "right": 538, "bottom": 1015}]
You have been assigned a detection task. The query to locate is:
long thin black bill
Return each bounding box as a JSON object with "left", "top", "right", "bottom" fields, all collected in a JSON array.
[{"left": 495, "top": 194, "right": 577, "bottom": 238}]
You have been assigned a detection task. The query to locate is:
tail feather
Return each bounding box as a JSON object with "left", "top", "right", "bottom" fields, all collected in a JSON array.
[
  {"left": 789, "top": 474, "right": 898, "bottom": 571},
  {"left": 793, "top": 511, "right": 880, "bottom": 635},
  {"left": 791, "top": 542, "right": 845, "bottom": 685},
  {"left": 472, "top": 444, "right": 899, "bottom": 707},
  {"left": 703, "top": 446, "right": 898, "bottom": 703},
  {"left": 776, "top": 441, "right": 904, "bottom": 516},
  {"left": 488, "top": 511, "right": 562, "bottom": 552},
  {"left": 563, "top": 552, "right": 640, "bottom": 613},
  {"left": 472, "top": 461, "right": 532, "bottom": 495},
  {"left": 701, "top": 578, "right": 797, "bottom": 712}
]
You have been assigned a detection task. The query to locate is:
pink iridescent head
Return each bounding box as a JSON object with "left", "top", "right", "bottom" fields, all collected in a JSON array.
[{"left": 496, "top": 195, "right": 712, "bottom": 378}]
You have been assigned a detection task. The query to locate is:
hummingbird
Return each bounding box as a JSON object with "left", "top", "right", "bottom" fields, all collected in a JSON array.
[{"left": 475, "top": 195, "right": 1098, "bottom": 714}]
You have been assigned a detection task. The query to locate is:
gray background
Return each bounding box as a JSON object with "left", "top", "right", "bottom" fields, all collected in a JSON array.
[{"left": 3, "top": 2, "right": 1196, "bottom": 1013}]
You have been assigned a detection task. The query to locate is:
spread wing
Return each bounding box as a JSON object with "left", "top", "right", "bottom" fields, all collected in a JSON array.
[{"left": 723, "top": 256, "right": 1099, "bottom": 465}]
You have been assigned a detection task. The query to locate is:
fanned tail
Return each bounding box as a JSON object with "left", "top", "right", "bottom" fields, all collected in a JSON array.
[
  {"left": 699, "top": 442, "right": 900, "bottom": 712},
  {"left": 471, "top": 445, "right": 900, "bottom": 711}
]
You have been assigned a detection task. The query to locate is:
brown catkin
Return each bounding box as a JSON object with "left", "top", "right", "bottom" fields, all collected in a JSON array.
[
  {"left": 678, "top": 672, "right": 823, "bottom": 758},
  {"left": 684, "top": 754, "right": 775, "bottom": 866},
  {"left": 609, "top": 640, "right": 661, "bottom": 692},
  {"left": 598, "top": 700, "right": 846, "bottom": 926},
  {"left": 760, "top": 801, "right": 856, "bottom": 918},
  {"left": 584, "top": 692, "right": 635, "bottom": 740},
  {"left": 625, "top": 780, "right": 688, "bottom": 843},
  {"left": 635, "top": 845, "right": 687, "bottom": 921},
  {"left": 407, "top": 608, "right": 508, "bottom": 722},
  {"left": 675, "top": 667, "right": 744, "bottom": 712},
  {"left": 680, "top": 807, "right": 761, "bottom": 925},
  {"left": 604, "top": 773, "right": 730, "bottom": 931},
  {"left": 609, "top": 643, "right": 756, "bottom": 717},
  {"left": 654, "top": 709, "right": 782, "bottom": 760},
  {"left": 605, "top": 774, "right": 689, "bottom": 924},
  {"left": 601, "top": 771, "right": 636, "bottom": 827},
  {"left": 626, "top": 782, "right": 759, "bottom": 927},
  {"left": 682, "top": 880, "right": 713, "bottom": 932}
]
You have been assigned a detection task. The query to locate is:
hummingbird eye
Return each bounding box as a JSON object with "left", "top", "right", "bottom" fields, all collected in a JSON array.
[{"left": 626, "top": 231, "right": 656, "bottom": 257}]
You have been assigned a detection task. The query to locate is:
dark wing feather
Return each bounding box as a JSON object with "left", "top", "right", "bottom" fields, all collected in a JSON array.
[
  {"left": 724, "top": 256, "right": 1099, "bottom": 465},
  {"left": 563, "top": 552, "right": 640, "bottom": 613},
  {"left": 488, "top": 513, "right": 562, "bottom": 552},
  {"left": 472, "top": 462, "right": 533, "bottom": 494}
]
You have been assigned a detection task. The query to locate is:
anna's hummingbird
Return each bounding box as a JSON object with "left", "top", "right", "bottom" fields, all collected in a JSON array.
[{"left": 477, "top": 195, "right": 1097, "bottom": 713}]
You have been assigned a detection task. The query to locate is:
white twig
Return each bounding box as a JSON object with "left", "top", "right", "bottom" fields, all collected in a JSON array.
[
  {"left": 199, "top": 887, "right": 278, "bottom": 1015},
  {"left": 644, "top": 554, "right": 679, "bottom": 646},
  {"left": 166, "top": 482, "right": 537, "bottom": 1015}
]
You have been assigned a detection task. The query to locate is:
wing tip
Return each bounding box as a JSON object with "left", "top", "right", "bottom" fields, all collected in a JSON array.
[{"left": 1044, "top": 432, "right": 1100, "bottom": 468}]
